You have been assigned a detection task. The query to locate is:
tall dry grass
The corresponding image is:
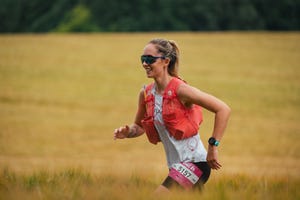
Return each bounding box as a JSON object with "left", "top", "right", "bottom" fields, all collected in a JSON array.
[
  {"left": 0, "top": 32, "right": 299, "bottom": 199},
  {"left": 0, "top": 168, "right": 299, "bottom": 200}
]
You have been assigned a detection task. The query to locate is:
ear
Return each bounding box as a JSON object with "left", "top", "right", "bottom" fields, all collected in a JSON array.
[{"left": 164, "top": 57, "right": 170, "bottom": 66}]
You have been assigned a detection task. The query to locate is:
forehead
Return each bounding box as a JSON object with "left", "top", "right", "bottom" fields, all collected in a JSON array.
[{"left": 143, "top": 43, "right": 158, "bottom": 55}]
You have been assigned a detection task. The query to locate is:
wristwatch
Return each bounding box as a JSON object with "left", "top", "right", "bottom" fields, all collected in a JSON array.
[{"left": 208, "top": 137, "right": 220, "bottom": 146}]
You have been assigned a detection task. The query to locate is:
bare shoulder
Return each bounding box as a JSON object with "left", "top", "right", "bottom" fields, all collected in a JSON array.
[
  {"left": 177, "top": 82, "right": 204, "bottom": 99},
  {"left": 134, "top": 88, "right": 146, "bottom": 126},
  {"left": 138, "top": 87, "right": 145, "bottom": 102},
  {"left": 177, "top": 83, "right": 203, "bottom": 106},
  {"left": 177, "top": 82, "right": 218, "bottom": 108},
  {"left": 178, "top": 82, "right": 231, "bottom": 113}
]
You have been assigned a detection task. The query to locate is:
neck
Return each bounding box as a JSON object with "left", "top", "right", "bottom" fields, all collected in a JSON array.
[{"left": 154, "top": 75, "right": 173, "bottom": 94}]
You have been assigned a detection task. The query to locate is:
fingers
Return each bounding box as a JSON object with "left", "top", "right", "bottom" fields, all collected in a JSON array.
[
  {"left": 114, "top": 125, "right": 130, "bottom": 140},
  {"left": 114, "top": 128, "right": 122, "bottom": 140},
  {"left": 113, "top": 129, "right": 118, "bottom": 140},
  {"left": 207, "top": 155, "right": 222, "bottom": 170},
  {"left": 208, "top": 160, "right": 222, "bottom": 170},
  {"left": 207, "top": 145, "right": 222, "bottom": 170}
]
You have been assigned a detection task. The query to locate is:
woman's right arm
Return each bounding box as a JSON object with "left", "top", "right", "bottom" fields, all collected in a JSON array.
[{"left": 114, "top": 89, "right": 146, "bottom": 140}]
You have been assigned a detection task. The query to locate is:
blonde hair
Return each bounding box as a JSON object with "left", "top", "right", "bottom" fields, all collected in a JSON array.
[{"left": 149, "top": 38, "right": 180, "bottom": 77}]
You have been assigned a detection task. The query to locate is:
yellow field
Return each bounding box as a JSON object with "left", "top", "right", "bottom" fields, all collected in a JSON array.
[{"left": 0, "top": 32, "right": 299, "bottom": 199}]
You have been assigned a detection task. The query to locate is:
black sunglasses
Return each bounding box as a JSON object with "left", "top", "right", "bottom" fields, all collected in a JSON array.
[{"left": 141, "top": 55, "right": 165, "bottom": 64}]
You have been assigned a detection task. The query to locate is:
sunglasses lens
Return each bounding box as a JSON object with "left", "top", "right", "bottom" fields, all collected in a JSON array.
[{"left": 141, "top": 56, "right": 155, "bottom": 64}]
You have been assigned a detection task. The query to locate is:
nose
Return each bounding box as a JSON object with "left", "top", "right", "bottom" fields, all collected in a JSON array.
[{"left": 142, "top": 61, "right": 148, "bottom": 66}]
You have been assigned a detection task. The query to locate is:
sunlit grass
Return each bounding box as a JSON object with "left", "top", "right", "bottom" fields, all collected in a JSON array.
[{"left": 0, "top": 168, "right": 299, "bottom": 200}]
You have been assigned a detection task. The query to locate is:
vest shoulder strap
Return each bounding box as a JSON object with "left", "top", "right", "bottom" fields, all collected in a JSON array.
[
  {"left": 144, "top": 83, "right": 154, "bottom": 98},
  {"left": 144, "top": 77, "right": 185, "bottom": 98},
  {"left": 163, "top": 77, "right": 185, "bottom": 98}
]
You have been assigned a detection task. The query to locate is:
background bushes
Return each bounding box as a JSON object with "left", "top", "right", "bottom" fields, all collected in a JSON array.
[{"left": 0, "top": 0, "right": 299, "bottom": 32}]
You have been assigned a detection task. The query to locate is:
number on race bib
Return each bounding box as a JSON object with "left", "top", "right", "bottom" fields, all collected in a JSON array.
[
  {"left": 168, "top": 162, "right": 203, "bottom": 189},
  {"left": 175, "top": 165, "right": 192, "bottom": 178}
]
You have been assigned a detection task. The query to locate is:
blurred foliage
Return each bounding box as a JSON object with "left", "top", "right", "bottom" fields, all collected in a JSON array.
[
  {"left": 54, "top": 4, "right": 99, "bottom": 32},
  {"left": 0, "top": 0, "right": 299, "bottom": 32}
]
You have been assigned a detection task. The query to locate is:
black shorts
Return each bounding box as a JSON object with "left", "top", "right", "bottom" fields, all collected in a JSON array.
[{"left": 162, "top": 162, "right": 211, "bottom": 190}]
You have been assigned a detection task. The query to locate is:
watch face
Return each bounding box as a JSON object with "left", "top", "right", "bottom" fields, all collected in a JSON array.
[{"left": 208, "top": 137, "right": 216, "bottom": 145}]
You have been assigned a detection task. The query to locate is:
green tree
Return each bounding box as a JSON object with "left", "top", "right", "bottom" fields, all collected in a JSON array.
[
  {"left": 0, "top": 0, "right": 299, "bottom": 32},
  {"left": 54, "top": 4, "right": 99, "bottom": 32}
]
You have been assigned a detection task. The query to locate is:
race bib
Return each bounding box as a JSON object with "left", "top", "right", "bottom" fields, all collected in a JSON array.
[{"left": 168, "top": 162, "right": 203, "bottom": 189}]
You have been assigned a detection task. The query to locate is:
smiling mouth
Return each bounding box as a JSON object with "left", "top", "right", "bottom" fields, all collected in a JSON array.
[{"left": 145, "top": 66, "right": 152, "bottom": 73}]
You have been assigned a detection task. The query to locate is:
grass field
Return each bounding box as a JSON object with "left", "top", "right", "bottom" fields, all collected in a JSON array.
[{"left": 0, "top": 32, "right": 299, "bottom": 199}]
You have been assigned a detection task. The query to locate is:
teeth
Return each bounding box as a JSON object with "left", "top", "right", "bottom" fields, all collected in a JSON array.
[{"left": 145, "top": 67, "right": 151, "bottom": 72}]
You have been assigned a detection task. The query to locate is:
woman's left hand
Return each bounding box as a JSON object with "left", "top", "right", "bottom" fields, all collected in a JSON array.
[{"left": 206, "top": 145, "right": 222, "bottom": 170}]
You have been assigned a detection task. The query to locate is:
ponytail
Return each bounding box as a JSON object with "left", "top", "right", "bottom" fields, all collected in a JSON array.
[{"left": 149, "top": 38, "right": 180, "bottom": 77}]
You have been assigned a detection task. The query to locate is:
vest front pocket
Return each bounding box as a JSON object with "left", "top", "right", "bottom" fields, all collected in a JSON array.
[{"left": 141, "top": 116, "right": 160, "bottom": 144}]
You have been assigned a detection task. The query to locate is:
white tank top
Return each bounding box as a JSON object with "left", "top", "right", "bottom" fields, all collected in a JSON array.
[{"left": 152, "top": 87, "right": 207, "bottom": 168}]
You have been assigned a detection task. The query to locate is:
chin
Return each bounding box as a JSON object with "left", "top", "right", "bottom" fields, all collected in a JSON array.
[{"left": 146, "top": 73, "right": 154, "bottom": 78}]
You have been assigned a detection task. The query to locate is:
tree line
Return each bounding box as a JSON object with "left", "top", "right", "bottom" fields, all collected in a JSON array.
[{"left": 1, "top": 0, "right": 299, "bottom": 33}]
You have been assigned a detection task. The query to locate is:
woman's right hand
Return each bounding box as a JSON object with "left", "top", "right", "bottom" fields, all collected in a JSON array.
[{"left": 114, "top": 125, "right": 130, "bottom": 140}]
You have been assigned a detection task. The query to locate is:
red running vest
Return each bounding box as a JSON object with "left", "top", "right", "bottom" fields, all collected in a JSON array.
[{"left": 141, "top": 78, "right": 203, "bottom": 145}]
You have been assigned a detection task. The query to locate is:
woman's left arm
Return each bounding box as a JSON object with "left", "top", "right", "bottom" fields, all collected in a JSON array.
[{"left": 177, "top": 83, "right": 231, "bottom": 170}]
